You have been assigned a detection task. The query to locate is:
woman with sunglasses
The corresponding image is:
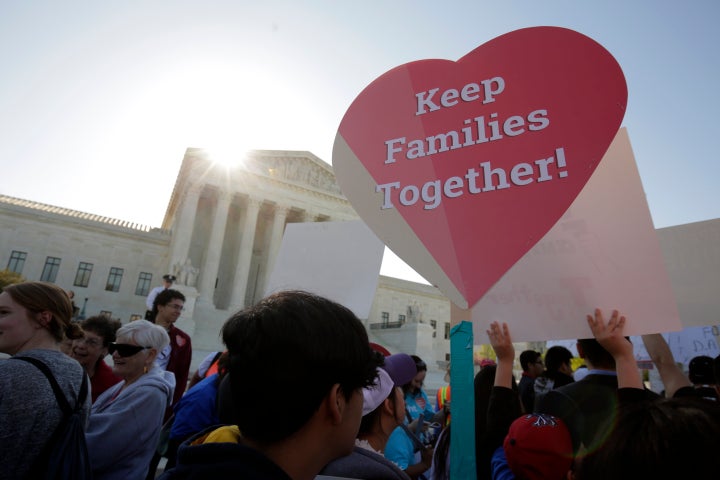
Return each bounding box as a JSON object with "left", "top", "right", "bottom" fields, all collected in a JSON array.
[
  {"left": 71, "top": 315, "right": 122, "bottom": 402},
  {"left": 0, "top": 281, "right": 89, "bottom": 480},
  {"left": 86, "top": 319, "right": 176, "bottom": 480}
]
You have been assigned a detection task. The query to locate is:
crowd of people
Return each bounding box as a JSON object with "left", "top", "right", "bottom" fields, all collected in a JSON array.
[{"left": 1, "top": 280, "right": 720, "bottom": 480}]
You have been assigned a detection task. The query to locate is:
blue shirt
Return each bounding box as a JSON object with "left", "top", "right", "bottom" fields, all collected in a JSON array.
[
  {"left": 170, "top": 374, "right": 220, "bottom": 440},
  {"left": 405, "top": 388, "right": 435, "bottom": 422},
  {"left": 385, "top": 426, "right": 417, "bottom": 470}
]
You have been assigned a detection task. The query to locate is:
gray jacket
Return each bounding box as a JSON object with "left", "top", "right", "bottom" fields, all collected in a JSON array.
[
  {"left": 0, "top": 350, "right": 90, "bottom": 480},
  {"left": 87, "top": 366, "right": 175, "bottom": 480},
  {"left": 320, "top": 445, "right": 411, "bottom": 480}
]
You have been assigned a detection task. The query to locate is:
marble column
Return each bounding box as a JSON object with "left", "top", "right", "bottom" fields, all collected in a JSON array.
[
  {"left": 197, "top": 190, "right": 232, "bottom": 304},
  {"left": 229, "top": 197, "right": 262, "bottom": 309},
  {"left": 169, "top": 186, "right": 201, "bottom": 270},
  {"left": 265, "top": 205, "right": 290, "bottom": 280}
]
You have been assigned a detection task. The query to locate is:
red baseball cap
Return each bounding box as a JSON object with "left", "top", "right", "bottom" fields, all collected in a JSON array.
[{"left": 504, "top": 414, "right": 573, "bottom": 480}]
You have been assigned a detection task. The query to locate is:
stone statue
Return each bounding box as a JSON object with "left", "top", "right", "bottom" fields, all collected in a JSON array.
[
  {"left": 177, "top": 258, "right": 199, "bottom": 287},
  {"left": 407, "top": 302, "right": 422, "bottom": 323},
  {"left": 172, "top": 261, "right": 183, "bottom": 282}
]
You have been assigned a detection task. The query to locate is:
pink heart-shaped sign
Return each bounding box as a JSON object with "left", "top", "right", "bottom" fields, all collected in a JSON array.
[{"left": 333, "top": 27, "right": 627, "bottom": 309}]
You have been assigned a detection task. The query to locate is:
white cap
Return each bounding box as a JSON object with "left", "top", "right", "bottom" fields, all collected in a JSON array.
[{"left": 362, "top": 367, "right": 394, "bottom": 416}]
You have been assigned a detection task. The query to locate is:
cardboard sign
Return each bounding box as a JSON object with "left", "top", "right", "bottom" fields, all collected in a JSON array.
[
  {"left": 263, "top": 220, "right": 385, "bottom": 319},
  {"left": 549, "top": 325, "right": 720, "bottom": 369},
  {"left": 657, "top": 220, "right": 720, "bottom": 328},
  {"left": 333, "top": 27, "right": 627, "bottom": 309},
  {"left": 464, "top": 129, "right": 681, "bottom": 342},
  {"left": 668, "top": 325, "right": 720, "bottom": 366}
]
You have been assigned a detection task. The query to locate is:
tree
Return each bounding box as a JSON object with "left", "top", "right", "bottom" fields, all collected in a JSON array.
[{"left": 0, "top": 269, "right": 25, "bottom": 290}]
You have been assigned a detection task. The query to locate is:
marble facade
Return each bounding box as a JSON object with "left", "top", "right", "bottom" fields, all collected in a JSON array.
[{"left": 0, "top": 148, "right": 453, "bottom": 374}]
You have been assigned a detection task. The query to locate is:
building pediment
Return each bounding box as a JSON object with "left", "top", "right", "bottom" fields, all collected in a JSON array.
[{"left": 244, "top": 151, "right": 344, "bottom": 197}]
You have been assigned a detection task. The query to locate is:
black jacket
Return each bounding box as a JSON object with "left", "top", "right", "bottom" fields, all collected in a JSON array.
[{"left": 158, "top": 427, "right": 292, "bottom": 480}]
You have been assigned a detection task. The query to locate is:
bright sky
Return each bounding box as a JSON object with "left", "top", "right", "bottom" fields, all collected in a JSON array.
[{"left": 1, "top": 1, "right": 718, "bottom": 284}]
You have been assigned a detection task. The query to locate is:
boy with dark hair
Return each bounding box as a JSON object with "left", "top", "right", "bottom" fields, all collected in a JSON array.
[
  {"left": 518, "top": 350, "right": 543, "bottom": 413},
  {"left": 152, "top": 289, "right": 192, "bottom": 407},
  {"left": 161, "top": 290, "right": 381, "bottom": 480}
]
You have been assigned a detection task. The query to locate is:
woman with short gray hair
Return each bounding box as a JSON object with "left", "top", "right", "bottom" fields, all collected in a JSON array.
[{"left": 86, "top": 320, "right": 176, "bottom": 479}]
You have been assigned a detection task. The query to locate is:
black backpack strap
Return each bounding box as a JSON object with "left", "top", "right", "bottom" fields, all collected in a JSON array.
[
  {"left": 400, "top": 423, "right": 426, "bottom": 452},
  {"left": 11, "top": 356, "right": 88, "bottom": 414}
]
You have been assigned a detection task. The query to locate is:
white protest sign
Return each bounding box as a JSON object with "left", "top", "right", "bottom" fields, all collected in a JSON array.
[
  {"left": 657, "top": 220, "right": 720, "bottom": 328},
  {"left": 668, "top": 325, "right": 720, "bottom": 366},
  {"left": 466, "top": 129, "right": 681, "bottom": 343},
  {"left": 263, "top": 220, "right": 385, "bottom": 319},
  {"left": 332, "top": 27, "right": 627, "bottom": 310}
]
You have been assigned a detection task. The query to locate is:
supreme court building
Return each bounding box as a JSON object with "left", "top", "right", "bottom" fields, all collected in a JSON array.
[
  {"left": 2, "top": 148, "right": 720, "bottom": 379},
  {"left": 0, "top": 149, "right": 454, "bottom": 371}
]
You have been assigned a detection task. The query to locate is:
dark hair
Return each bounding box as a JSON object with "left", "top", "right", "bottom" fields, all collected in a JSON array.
[
  {"left": 433, "top": 425, "right": 451, "bottom": 480},
  {"left": 3, "top": 281, "right": 82, "bottom": 342},
  {"left": 688, "top": 355, "right": 715, "bottom": 385},
  {"left": 151, "top": 289, "right": 186, "bottom": 320},
  {"left": 358, "top": 384, "right": 396, "bottom": 436},
  {"left": 577, "top": 338, "right": 617, "bottom": 369},
  {"left": 545, "top": 346, "right": 574, "bottom": 373},
  {"left": 220, "top": 290, "right": 379, "bottom": 443},
  {"left": 411, "top": 354, "right": 427, "bottom": 372},
  {"left": 80, "top": 315, "right": 122, "bottom": 347},
  {"left": 474, "top": 366, "right": 499, "bottom": 439},
  {"left": 474, "top": 365, "right": 521, "bottom": 480},
  {"left": 519, "top": 350, "right": 541, "bottom": 371},
  {"left": 402, "top": 355, "right": 428, "bottom": 394},
  {"left": 576, "top": 397, "right": 720, "bottom": 479}
]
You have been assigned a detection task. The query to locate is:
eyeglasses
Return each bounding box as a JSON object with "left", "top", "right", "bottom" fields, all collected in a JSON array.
[
  {"left": 75, "top": 337, "right": 103, "bottom": 348},
  {"left": 108, "top": 343, "right": 152, "bottom": 357},
  {"left": 164, "top": 303, "right": 184, "bottom": 311}
]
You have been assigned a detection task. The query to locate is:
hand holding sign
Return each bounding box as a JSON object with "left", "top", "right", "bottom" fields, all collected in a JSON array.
[{"left": 333, "top": 27, "right": 627, "bottom": 308}]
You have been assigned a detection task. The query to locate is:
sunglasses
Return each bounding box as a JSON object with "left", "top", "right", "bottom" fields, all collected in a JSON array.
[{"left": 108, "top": 343, "right": 152, "bottom": 357}]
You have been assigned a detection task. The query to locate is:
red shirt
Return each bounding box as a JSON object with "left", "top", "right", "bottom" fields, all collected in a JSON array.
[
  {"left": 91, "top": 360, "right": 122, "bottom": 403},
  {"left": 166, "top": 324, "right": 192, "bottom": 406}
]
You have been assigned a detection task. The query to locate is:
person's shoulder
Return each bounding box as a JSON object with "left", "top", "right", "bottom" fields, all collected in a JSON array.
[
  {"left": 171, "top": 326, "right": 192, "bottom": 341},
  {"left": 0, "top": 355, "right": 35, "bottom": 382},
  {"left": 12, "top": 349, "right": 84, "bottom": 379},
  {"left": 163, "top": 431, "right": 293, "bottom": 480},
  {"left": 387, "top": 425, "right": 412, "bottom": 446},
  {"left": 578, "top": 373, "right": 619, "bottom": 388},
  {"left": 543, "top": 374, "right": 617, "bottom": 403},
  {"left": 130, "top": 368, "right": 175, "bottom": 394},
  {"left": 519, "top": 374, "right": 534, "bottom": 387},
  {"left": 322, "top": 447, "right": 410, "bottom": 480},
  {"left": 674, "top": 386, "right": 719, "bottom": 401},
  {"left": 180, "top": 374, "right": 219, "bottom": 401},
  {"left": 554, "top": 372, "right": 575, "bottom": 388}
]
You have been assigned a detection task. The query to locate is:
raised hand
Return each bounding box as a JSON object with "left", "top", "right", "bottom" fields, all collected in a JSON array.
[
  {"left": 487, "top": 321, "right": 514, "bottom": 389},
  {"left": 487, "top": 321, "right": 514, "bottom": 363},
  {"left": 587, "top": 308, "right": 642, "bottom": 389},
  {"left": 586, "top": 308, "right": 632, "bottom": 360}
]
